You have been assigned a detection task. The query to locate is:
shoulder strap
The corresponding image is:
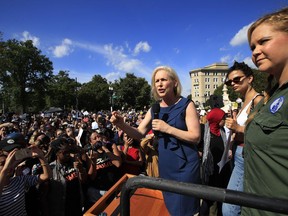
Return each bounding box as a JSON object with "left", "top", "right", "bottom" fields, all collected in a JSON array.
[{"left": 250, "top": 93, "right": 262, "bottom": 112}]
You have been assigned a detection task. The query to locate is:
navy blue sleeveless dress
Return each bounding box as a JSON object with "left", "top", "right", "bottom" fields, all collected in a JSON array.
[{"left": 152, "top": 97, "right": 200, "bottom": 216}]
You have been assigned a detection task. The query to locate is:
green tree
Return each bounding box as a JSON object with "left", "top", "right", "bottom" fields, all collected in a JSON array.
[
  {"left": 78, "top": 75, "right": 109, "bottom": 111},
  {"left": 213, "top": 84, "right": 240, "bottom": 102},
  {"left": 0, "top": 39, "right": 53, "bottom": 113},
  {"left": 114, "top": 73, "right": 152, "bottom": 111},
  {"left": 46, "top": 71, "right": 80, "bottom": 110}
]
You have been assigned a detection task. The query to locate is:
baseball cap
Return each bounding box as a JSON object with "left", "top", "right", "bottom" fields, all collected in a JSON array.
[{"left": 0, "top": 132, "right": 27, "bottom": 152}]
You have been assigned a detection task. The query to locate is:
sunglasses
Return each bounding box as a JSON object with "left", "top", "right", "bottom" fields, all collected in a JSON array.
[{"left": 225, "top": 76, "right": 245, "bottom": 86}]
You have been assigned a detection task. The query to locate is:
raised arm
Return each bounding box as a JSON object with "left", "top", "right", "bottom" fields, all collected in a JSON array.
[
  {"left": 110, "top": 110, "right": 152, "bottom": 141},
  {"left": 0, "top": 150, "right": 18, "bottom": 196},
  {"left": 30, "top": 146, "right": 52, "bottom": 183}
]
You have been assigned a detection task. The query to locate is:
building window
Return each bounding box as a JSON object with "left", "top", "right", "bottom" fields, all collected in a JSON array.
[
  {"left": 205, "top": 91, "right": 211, "bottom": 96},
  {"left": 205, "top": 78, "right": 210, "bottom": 82}
]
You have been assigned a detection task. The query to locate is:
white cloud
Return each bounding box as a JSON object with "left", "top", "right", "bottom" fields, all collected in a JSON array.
[
  {"left": 220, "top": 52, "right": 245, "bottom": 64},
  {"left": 232, "top": 52, "right": 243, "bottom": 62},
  {"left": 243, "top": 57, "right": 257, "bottom": 69},
  {"left": 51, "top": 38, "right": 73, "bottom": 58},
  {"left": 220, "top": 55, "right": 231, "bottom": 63},
  {"left": 133, "top": 41, "right": 151, "bottom": 55},
  {"left": 219, "top": 46, "right": 229, "bottom": 51},
  {"left": 155, "top": 61, "right": 162, "bottom": 65},
  {"left": 105, "top": 71, "right": 121, "bottom": 82},
  {"left": 100, "top": 43, "right": 151, "bottom": 78},
  {"left": 20, "top": 31, "right": 40, "bottom": 47},
  {"left": 230, "top": 22, "right": 253, "bottom": 47},
  {"left": 71, "top": 41, "right": 152, "bottom": 79}
]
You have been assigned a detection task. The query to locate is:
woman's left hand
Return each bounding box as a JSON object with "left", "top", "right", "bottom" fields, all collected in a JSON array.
[{"left": 152, "top": 119, "right": 170, "bottom": 133}]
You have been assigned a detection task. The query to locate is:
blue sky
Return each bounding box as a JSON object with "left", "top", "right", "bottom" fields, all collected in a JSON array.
[{"left": 1, "top": 0, "right": 287, "bottom": 96}]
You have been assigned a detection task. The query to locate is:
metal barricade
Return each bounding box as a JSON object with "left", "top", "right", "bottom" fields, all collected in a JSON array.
[{"left": 120, "top": 176, "right": 288, "bottom": 216}]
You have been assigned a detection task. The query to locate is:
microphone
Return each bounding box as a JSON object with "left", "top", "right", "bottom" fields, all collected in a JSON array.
[{"left": 152, "top": 103, "right": 160, "bottom": 149}]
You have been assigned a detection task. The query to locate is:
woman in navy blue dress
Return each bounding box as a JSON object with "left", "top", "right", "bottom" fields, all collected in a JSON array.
[{"left": 111, "top": 66, "right": 201, "bottom": 215}]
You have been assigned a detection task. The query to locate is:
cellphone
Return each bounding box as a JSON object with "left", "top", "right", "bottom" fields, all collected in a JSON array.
[
  {"left": 15, "top": 148, "right": 33, "bottom": 161},
  {"left": 22, "top": 167, "right": 31, "bottom": 175}
]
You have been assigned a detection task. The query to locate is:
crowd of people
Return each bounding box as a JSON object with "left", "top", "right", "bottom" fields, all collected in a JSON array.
[
  {"left": 0, "top": 6, "right": 287, "bottom": 216},
  {"left": 0, "top": 108, "right": 156, "bottom": 216}
]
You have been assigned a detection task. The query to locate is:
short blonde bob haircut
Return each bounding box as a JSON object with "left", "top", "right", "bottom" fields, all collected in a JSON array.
[{"left": 151, "top": 66, "right": 182, "bottom": 101}]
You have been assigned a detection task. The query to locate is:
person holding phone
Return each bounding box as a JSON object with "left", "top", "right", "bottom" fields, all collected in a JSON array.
[
  {"left": 0, "top": 132, "right": 52, "bottom": 215},
  {"left": 47, "top": 137, "right": 88, "bottom": 216},
  {"left": 222, "top": 61, "right": 263, "bottom": 216}
]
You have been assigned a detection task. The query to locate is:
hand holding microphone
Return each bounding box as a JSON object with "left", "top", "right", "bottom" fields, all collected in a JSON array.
[
  {"left": 152, "top": 103, "right": 160, "bottom": 137},
  {"left": 152, "top": 103, "right": 160, "bottom": 149}
]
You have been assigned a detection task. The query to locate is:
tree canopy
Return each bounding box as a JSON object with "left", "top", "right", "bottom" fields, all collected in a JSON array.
[
  {"left": 0, "top": 36, "right": 152, "bottom": 113},
  {"left": 0, "top": 39, "right": 53, "bottom": 113}
]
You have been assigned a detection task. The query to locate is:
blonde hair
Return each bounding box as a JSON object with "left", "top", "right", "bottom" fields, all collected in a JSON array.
[
  {"left": 247, "top": 7, "right": 288, "bottom": 43},
  {"left": 151, "top": 66, "right": 182, "bottom": 101},
  {"left": 248, "top": 7, "right": 288, "bottom": 103},
  {"left": 246, "top": 7, "right": 288, "bottom": 125}
]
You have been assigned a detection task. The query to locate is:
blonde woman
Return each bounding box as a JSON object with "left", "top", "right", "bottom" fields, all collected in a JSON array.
[
  {"left": 243, "top": 7, "right": 288, "bottom": 216},
  {"left": 111, "top": 66, "right": 201, "bottom": 216}
]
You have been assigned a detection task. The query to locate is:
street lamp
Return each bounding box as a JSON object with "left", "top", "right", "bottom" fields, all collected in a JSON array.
[
  {"left": 108, "top": 86, "right": 114, "bottom": 112},
  {"left": 203, "top": 93, "right": 207, "bottom": 107},
  {"left": 236, "top": 97, "right": 243, "bottom": 109}
]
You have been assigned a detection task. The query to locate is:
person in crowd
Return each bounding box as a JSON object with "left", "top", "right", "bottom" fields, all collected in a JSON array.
[
  {"left": 0, "top": 132, "right": 52, "bottom": 215},
  {"left": 118, "top": 132, "right": 144, "bottom": 175},
  {"left": 140, "top": 135, "right": 159, "bottom": 177},
  {"left": 85, "top": 128, "right": 122, "bottom": 207},
  {"left": 112, "top": 126, "right": 124, "bottom": 145},
  {"left": 200, "top": 108, "right": 231, "bottom": 216},
  {"left": 47, "top": 137, "right": 87, "bottom": 216},
  {"left": 0, "top": 122, "right": 13, "bottom": 140},
  {"left": 241, "top": 7, "right": 288, "bottom": 216},
  {"left": 25, "top": 132, "right": 51, "bottom": 216},
  {"left": 91, "top": 113, "right": 99, "bottom": 130},
  {"left": 66, "top": 126, "right": 75, "bottom": 139},
  {"left": 222, "top": 62, "right": 263, "bottom": 215},
  {"left": 110, "top": 65, "right": 201, "bottom": 216},
  {"left": 135, "top": 111, "right": 146, "bottom": 126},
  {"left": 55, "top": 128, "right": 64, "bottom": 138}
]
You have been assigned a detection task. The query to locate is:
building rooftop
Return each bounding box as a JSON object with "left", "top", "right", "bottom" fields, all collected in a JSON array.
[{"left": 189, "top": 62, "right": 228, "bottom": 75}]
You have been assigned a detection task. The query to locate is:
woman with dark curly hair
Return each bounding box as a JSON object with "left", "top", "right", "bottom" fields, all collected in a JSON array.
[{"left": 222, "top": 61, "right": 263, "bottom": 216}]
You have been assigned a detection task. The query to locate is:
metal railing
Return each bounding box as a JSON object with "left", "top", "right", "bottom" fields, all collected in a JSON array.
[{"left": 120, "top": 176, "right": 288, "bottom": 215}]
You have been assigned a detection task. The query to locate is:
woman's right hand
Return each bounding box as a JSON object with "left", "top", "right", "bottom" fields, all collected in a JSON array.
[
  {"left": 110, "top": 111, "right": 124, "bottom": 126},
  {"left": 225, "top": 117, "right": 238, "bottom": 131}
]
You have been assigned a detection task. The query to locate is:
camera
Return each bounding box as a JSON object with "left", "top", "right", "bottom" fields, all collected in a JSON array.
[
  {"left": 94, "top": 141, "right": 103, "bottom": 150},
  {"left": 84, "top": 141, "right": 103, "bottom": 152},
  {"left": 15, "top": 148, "right": 32, "bottom": 161}
]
